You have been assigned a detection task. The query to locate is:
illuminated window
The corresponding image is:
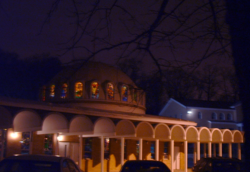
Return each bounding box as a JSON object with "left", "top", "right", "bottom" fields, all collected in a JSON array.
[
  {"left": 61, "top": 83, "right": 68, "bottom": 99},
  {"left": 212, "top": 112, "right": 217, "bottom": 120},
  {"left": 151, "top": 142, "right": 155, "bottom": 159},
  {"left": 121, "top": 85, "right": 128, "bottom": 101},
  {"left": 42, "top": 86, "right": 46, "bottom": 101},
  {"left": 21, "top": 132, "right": 30, "bottom": 154},
  {"left": 227, "top": 113, "right": 232, "bottom": 120},
  {"left": 107, "top": 83, "right": 114, "bottom": 100},
  {"left": 133, "top": 88, "right": 137, "bottom": 103},
  {"left": 104, "top": 138, "right": 110, "bottom": 159},
  {"left": 75, "top": 82, "right": 83, "bottom": 98},
  {"left": 91, "top": 82, "right": 99, "bottom": 99},
  {"left": 44, "top": 134, "right": 53, "bottom": 155},
  {"left": 50, "top": 85, "right": 55, "bottom": 98},
  {"left": 84, "top": 138, "right": 92, "bottom": 159}
]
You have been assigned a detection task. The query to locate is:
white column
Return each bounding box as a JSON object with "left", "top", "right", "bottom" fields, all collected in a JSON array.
[
  {"left": 184, "top": 141, "right": 188, "bottom": 172},
  {"left": 121, "top": 137, "right": 125, "bottom": 165},
  {"left": 139, "top": 139, "right": 143, "bottom": 160},
  {"left": 238, "top": 143, "right": 241, "bottom": 160},
  {"left": 208, "top": 142, "right": 212, "bottom": 158},
  {"left": 155, "top": 139, "right": 159, "bottom": 161},
  {"left": 204, "top": 143, "right": 207, "bottom": 158},
  {"left": 171, "top": 140, "right": 174, "bottom": 172},
  {"left": 197, "top": 141, "right": 200, "bottom": 161},
  {"left": 193, "top": 143, "right": 197, "bottom": 164},
  {"left": 228, "top": 143, "right": 232, "bottom": 158},
  {"left": 101, "top": 137, "right": 104, "bottom": 172},
  {"left": 78, "top": 135, "right": 82, "bottom": 169},
  {"left": 219, "top": 143, "right": 222, "bottom": 157}
]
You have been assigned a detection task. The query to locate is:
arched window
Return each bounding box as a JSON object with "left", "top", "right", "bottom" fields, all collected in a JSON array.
[
  {"left": 61, "top": 83, "right": 68, "bottom": 99},
  {"left": 107, "top": 83, "right": 114, "bottom": 100},
  {"left": 219, "top": 113, "right": 225, "bottom": 120},
  {"left": 227, "top": 113, "right": 232, "bottom": 120},
  {"left": 75, "top": 82, "right": 83, "bottom": 98},
  {"left": 91, "top": 81, "right": 99, "bottom": 99},
  {"left": 212, "top": 112, "right": 217, "bottom": 120},
  {"left": 198, "top": 112, "right": 202, "bottom": 119},
  {"left": 42, "top": 86, "right": 46, "bottom": 101},
  {"left": 50, "top": 85, "right": 55, "bottom": 98},
  {"left": 121, "top": 85, "right": 128, "bottom": 101}
]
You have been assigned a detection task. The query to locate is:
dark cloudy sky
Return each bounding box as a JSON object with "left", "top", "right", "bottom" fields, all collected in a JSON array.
[
  {"left": 0, "top": 0, "right": 233, "bottom": 68},
  {"left": 0, "top": 0, "right": 73, "bottom": 62}
]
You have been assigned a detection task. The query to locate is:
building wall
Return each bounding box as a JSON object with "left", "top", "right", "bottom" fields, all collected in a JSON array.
[
  {"left": 32, "top": 132, "right": 45, "bottom": 154},
  {"left": 185, "top": 108, "right": 236, "bottom": 128},
  {"left": 6, "top": 128, "right": 21, "bottom": 157}
]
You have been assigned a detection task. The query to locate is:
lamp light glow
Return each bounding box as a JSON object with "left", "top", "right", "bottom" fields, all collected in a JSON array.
[
  {"left": 57, "top": 135, "right": 63, "bottom": 141},
  {"left": 187, "top": 111, "right": 192, "bottom": 114},
  {"left": 11, "top": 132, "right": 18, "bottom": 139}
]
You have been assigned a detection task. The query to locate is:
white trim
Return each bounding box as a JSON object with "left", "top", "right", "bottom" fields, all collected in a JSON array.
[
  {"left": 186, "top": 106, "right": 235, "bottom": 111},
  {"left": 37, "top": 129, "right": 68, "bottom": 134},
  {"left": 208, "top": 121, "right": 242, "bottom": 125}
]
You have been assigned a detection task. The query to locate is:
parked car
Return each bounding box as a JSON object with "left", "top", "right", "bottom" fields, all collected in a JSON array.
[
  {"left": 192, "top": 157, "right": 245, "bottom": 172},
  {"left": 0, "top": 154, "right": 82, "bottom": 172},
  {"left": 120, "top": 160, "right": 171, "bottom": 172}
]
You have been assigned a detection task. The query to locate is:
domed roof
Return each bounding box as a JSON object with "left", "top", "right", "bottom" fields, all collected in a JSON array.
[
  {"left": 44, "top": 61, "right": 146, "bottom": 114},
  {"left": 50, "top": 61, "right": 136, "bottom": 87}
]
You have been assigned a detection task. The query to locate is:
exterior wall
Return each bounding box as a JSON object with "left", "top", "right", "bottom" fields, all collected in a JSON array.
[
  {"left": 109, "top": 138, "right": 122, "bottom": 172},
  {"left": 6, "top": 128, "right": 21, "bottom": 157},
  {"left": 142, "top": 140, "right": 151, "bottom": 160},
  {"left": 159, "top": 141, "right": 171, "bottom": 169},
  {"left": 185, "top": 108, "right": 236, "bottom": 128},
  {"left": 210, "top": 122, "right": 238, "bottom": 130},
  {"left": 126, "top": 140, "right": 137, "bottom": 160},
  {"left": 32, "top": 132, "right": 45, "bottom": 154}
]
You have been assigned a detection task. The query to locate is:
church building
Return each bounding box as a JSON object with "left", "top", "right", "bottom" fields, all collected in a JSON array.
[{"left": 0, "top": 62, "right": 243, "bottom": 172}]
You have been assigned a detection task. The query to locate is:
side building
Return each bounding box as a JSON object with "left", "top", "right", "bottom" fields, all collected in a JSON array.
[
  {"left": 0, "top": 62, "right": 244, "bottom": 172},
  {"left": 159, "top": 98, "right": 243, "bottom": 131}
]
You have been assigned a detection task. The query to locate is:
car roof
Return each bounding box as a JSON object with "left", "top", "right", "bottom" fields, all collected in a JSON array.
[
  {"left": 3, "top": 155, "right": 65, "bottom": 162},
  {"left": 200, "top": 157, "right": 242, "bottom": 162}
]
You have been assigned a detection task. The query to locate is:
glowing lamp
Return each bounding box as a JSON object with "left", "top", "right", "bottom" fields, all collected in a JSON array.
[
  {"left": 11, "top": 132, "right": 18, "bottom": 139},
  {"left": 57, "top": 135, "right": 63, "bottom": 141}
]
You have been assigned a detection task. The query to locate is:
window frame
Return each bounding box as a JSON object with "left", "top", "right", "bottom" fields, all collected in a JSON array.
[
  {"left": 74, "top": 82, "right": 83, "bottom": 99},
  {"left": 106, "top": 82, "right": 114, "bottom": 100},
  {"left": 121, "top": 84, "right": 128, "bottom": 102},
  {"left": 91, "top": 81, "right": 100, "bottom": 99}
]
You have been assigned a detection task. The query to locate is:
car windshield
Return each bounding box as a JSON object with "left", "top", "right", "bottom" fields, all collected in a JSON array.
[
  {"left": 121, "top": 161, "right": 170, "bottom": 172},
  {"left": 0, "top": 159, "right": 60, "bottom": 172}
]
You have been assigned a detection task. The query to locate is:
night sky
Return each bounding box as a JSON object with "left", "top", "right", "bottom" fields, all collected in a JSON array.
[{"left": 0, "top": 0, "right": 233, "bottom": 69}]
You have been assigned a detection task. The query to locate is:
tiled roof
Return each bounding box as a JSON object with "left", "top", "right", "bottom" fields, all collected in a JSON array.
[{"left": 175, "top": 98, "right": 235, "bottom": 109}]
